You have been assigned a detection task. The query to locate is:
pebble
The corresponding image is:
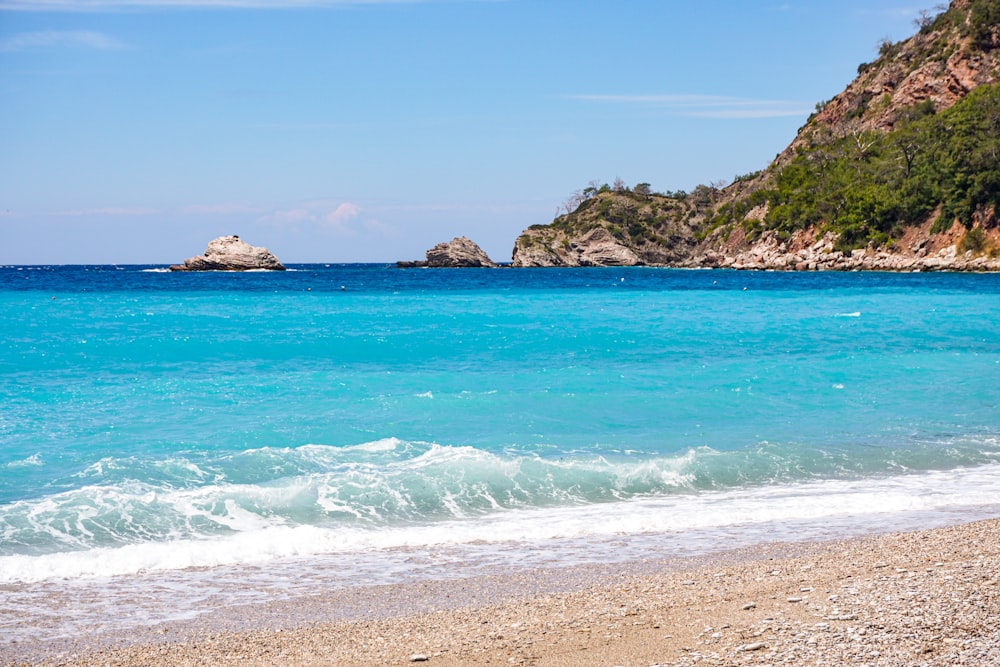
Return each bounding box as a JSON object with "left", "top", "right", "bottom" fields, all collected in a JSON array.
[{"left": 738, "top": 642, "right": 767, "bottom": 652}]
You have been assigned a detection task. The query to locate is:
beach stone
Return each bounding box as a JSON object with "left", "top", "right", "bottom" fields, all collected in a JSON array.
[
  {"left": 738, "top": 641, "right": 767, "bottom": 652},
  {"left": 409, "top": 652, "right": 430, "bottom": 662}
]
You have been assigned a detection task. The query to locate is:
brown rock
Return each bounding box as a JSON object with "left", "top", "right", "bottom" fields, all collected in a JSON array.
[{"left": 398, "top": 237, "right": 497, "bottom": 268}]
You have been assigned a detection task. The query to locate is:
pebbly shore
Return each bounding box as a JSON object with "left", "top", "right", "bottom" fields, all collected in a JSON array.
[
  {"left": 12, "top": 517, "right": 999, "bottom": 667},
  {"left": 688, "top": 228, "right": 1000, "bottom": 273}
]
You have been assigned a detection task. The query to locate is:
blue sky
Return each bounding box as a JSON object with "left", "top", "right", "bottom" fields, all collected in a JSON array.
[{"left": 1, "top": 0, "right": 925, "bottom": 264}]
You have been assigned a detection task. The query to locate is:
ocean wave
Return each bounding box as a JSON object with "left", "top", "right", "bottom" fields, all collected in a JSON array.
[
  {"left": 3, "top": 436, "right": 1000, "bottom": 573},
  {"left": 2, "top": 461, "right": 1000, "bottom": 583}
]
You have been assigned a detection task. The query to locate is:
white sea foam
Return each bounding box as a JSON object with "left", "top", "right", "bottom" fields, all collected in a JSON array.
[
  {"left": 345, "top": 437, "right": 403, "bottom": 452},
  {"left": 6, "top": 453, "right": 43, "bottom": 468},
  {"left": 836, "top": 311, "right": 862, "bottom": 317},
  {"left": 3, "top": 463, "right": 1000, "bottom": 584}
]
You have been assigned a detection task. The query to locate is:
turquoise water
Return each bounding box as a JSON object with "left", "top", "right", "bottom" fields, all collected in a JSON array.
[{"left": 2, "top": 265, "right": 1000, "bottom": 589}]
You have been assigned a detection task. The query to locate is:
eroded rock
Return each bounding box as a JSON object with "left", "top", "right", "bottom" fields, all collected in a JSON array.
[{"left": 169, "top": 236, "right": 286, "bottom": 271}]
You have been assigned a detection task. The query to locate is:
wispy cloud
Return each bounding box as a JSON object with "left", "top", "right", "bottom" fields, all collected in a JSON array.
[
  {"left": 259, "top": 200, "right": 366, "bottom": 233},
  {"left": 1, "top": 0, "right": 450, "bottom": 10},
  {"left": 566, "top": 93, "right": 812, "bottom": 119},
  {"left": 58, "top": 206, "right": 160, "bottom": 216},
  {"left": 0, "top": 29, "right": 125, "bottom": 50},
  {"left": 179, "top": 203, "right": 263, "bottom": 216}
]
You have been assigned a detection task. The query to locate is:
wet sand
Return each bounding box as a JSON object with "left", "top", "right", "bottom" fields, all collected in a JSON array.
[{"left": 14, "top": 518, "right": 1000, "bottom": 666}]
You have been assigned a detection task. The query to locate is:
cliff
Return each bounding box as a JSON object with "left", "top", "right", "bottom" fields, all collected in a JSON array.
[
  {"left": 512, "top": 187, "right": 708, "bottom": 267},
  {"left": 169, "top": 236, "right": 286, "bottom": 271},
  {"left": 512, "top": 0, "right": 1000, "bottom": 271}
]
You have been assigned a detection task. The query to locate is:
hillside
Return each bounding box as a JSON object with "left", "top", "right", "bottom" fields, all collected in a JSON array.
[{"left": 512, "top": 0, "right": 1000, "bottom": 270}]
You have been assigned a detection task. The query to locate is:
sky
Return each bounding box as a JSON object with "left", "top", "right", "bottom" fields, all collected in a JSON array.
[{"left": 1, "top": 0, "right": 928, "bottom": 264}]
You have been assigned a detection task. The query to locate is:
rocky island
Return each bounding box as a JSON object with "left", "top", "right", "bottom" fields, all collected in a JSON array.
[
  {"left": 397, "top": 236, "right": 497, "bottom": 268},
  {"left": 169, "top": 235, "right": 286, "bottom": 272}
]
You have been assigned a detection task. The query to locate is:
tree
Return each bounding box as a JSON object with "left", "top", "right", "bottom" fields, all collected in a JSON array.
[{"left": 913, "top": 9, "right": 934, "bottom": 32}]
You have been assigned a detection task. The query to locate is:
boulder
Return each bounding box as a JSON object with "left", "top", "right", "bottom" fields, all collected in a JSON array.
[
  {"left": 398, "top": 236, "right": 497, "bottom": 268},
  {"left": 169, "top": 235, "right": 285, "bottom": 271}
]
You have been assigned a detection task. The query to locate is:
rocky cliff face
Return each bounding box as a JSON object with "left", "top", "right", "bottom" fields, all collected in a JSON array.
[
  {"left": 169, "top": 236, "right": 286, "bottom": 271},
  {"left": 512, "top": 191, "right": 706, "bottom": 267},
  {"left": 514, "top": 227, "right": 640, "bottom": 267},
  {"left": 398, "top": 236, "right": 497, "bottom": 268},
  {"left": 510, "top": 0, "right": 1000, "bottom": 271},
  {"left": 811, "top": 0, "right": 997, "bottom": 133}
]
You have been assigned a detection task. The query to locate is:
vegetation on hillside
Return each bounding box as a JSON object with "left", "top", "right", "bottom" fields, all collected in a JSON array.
[
  {"left": 516, "top": 179, "right": 719, "bottom": 264},
  {"left": 709, "top": 82, "right": 1000, "bottom": 251}
]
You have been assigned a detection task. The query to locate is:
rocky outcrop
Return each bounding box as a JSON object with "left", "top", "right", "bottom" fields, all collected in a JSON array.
[
  {"left": 511, "top": 190, "right": 706, "bottom": 268},
  {"left": 397, "top": 237, "right": 497, "bottom": 268},
  {"left": 169, "top": 235, "right": 286, "bottom": 271},
  {"left": 513, "top": 227, "right": 643, "bottom": 267},
  {"left": 684, "top": 220, "right": 1000, "bottom": 272}
]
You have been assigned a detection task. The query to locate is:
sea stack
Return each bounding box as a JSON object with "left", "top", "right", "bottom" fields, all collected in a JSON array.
[
  {"left": 397, "top": 236, "right": 497, "bottom": 268},
  {"left": 169, "top": 235, "right": 286, "bottom": 271}
]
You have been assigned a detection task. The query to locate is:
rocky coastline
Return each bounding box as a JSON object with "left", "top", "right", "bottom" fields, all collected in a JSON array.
[
  {"left": 510, "top": 215, "right": 1000, "bottom": 272},
  {"left": 684, "top": 221, "right": 1000, "bottom": 272}
]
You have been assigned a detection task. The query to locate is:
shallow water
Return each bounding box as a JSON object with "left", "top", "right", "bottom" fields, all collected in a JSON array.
[{"left": 2, "top": 265, "right": 999, "bottom": 653}]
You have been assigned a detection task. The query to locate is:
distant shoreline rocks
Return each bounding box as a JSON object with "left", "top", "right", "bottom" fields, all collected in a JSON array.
[
  {"left": 169, "top": 236, "right": 286, "bottom": 272},
  {"left": 397, "top": 236, "right": 497, "bottom": 268}
]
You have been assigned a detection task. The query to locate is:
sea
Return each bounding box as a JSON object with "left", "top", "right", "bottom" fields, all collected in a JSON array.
[{"left": 2, "top": 264, "right": 999, "bottom": 656}]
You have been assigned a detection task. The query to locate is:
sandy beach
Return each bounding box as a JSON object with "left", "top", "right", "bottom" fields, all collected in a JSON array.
[{"left": 12, "top": 517, "right": 997, "bottom": 667}]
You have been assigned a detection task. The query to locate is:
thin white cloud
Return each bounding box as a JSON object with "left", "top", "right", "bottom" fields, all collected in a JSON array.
[
  {"left": 58, "top": 206, "right": 160, "bottom": 216},
  {"left": 566, "top": 93, "right": 812, "bottom": 119},
  {"left": 180, "top": 203, "right": 262, "bottom": 216},
  {"left": 0, "top": 0, "right": 450, "bottom": 10},
  {"left": 0, "top": 29, "right": 125, "bottom": 50}
]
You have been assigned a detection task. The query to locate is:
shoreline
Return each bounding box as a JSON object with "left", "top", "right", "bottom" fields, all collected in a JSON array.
[{"left": 15, "top": 517, "right": 1000, "bottom": 667}]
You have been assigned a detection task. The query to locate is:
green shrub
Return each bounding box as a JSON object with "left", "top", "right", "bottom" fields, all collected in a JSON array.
[{"left": 959, "top": 227, "right": 988, "bottom": 253}]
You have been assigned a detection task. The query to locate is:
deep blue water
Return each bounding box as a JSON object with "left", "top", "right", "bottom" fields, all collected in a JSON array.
[{"left": 1, "top": 264, "right": 999, "bottom": 585}]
